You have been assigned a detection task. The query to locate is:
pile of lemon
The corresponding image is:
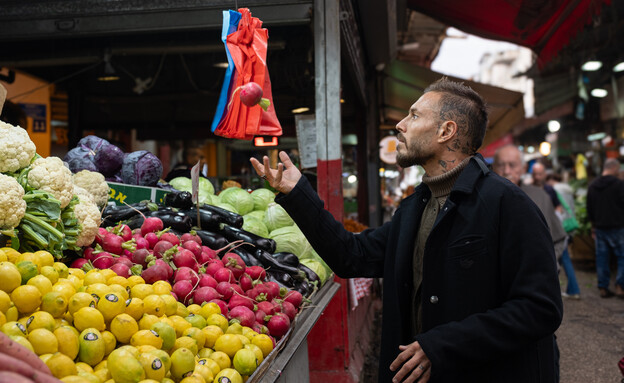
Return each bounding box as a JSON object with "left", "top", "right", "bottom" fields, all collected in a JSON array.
[{"left": 0, "top": 247, "right": 275, "bottom": 383}]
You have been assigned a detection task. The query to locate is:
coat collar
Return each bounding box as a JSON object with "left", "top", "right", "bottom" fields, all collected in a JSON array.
[{"left": 412, "top": 154, "right": 489, "bottom": 198}]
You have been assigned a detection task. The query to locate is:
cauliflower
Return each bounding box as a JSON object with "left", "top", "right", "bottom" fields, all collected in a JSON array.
[
  {"left": 0, "top": 174, "right": 26, "bottom": 230},
  {"left": 0, "top": 120, "right": 36, "bottom": 173},
  {"left": 27, "top": 156, "right": 74, "bottom": 208},
  {"left": 72, "top": 170, "right": 110, "bottom": 208},
  {"left": 72, "top": 187, "right": 102, "bottom": 247}
]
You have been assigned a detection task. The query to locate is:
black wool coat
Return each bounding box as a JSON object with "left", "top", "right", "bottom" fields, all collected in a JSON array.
[{"left": 277, "top": 155, "right": 563, "bottom": 383}]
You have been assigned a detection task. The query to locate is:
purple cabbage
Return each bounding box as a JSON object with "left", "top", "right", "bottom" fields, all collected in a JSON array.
[
  {"left": 94, "top": 143, "right": 124, "bottom": 177},
  {"left": 64, "top": 146, "right": 97, "bottom": 173},
  {"left": 78, "top": 135, "right": 110, "bottom": 152},
  {"left": 121, "top": 150, "right": 163, "bottom": 186}
]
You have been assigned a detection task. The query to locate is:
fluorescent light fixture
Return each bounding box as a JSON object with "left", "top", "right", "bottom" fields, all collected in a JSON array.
[
  {"left": 581, "top": 60, "right": 602, "bottom": 71},
  {"left": 547, "top": 120, "right": 561, "bottom": 133},
  {"left": 213, "top": 62, "right": 229, "bottom": 68},
  {"left": 614, "top": 62, "right": 624, "bottom": 72},
  {"left": 587, "top": 132, "right": 607, "bottom": 141},
  {"left": 291, "top": 107, "right": 310, "bottom": 114},
  {"left": 591, "top": 88, "right": 608, "bottom": 98},
  {"left": 539, "top": 142, "right": 551, "bottom": 156}
]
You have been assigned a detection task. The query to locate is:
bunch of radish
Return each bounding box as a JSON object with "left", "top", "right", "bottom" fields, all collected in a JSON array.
[{"left": 72, "top": 216, "right": 306, "bottom": 339}]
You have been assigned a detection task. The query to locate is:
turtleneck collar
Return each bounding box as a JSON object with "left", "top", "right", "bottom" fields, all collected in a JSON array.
[{"left": 422, "top": 157, "right": 472, "bottom": 198}]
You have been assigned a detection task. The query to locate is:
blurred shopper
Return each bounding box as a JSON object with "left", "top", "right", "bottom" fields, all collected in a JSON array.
[
  {"left": 251, "top": 78, "right": 563, "bottom": 383},
  {"left": 547, "top": 173, "right": 581, "bottom": 299},
  {"left": 165, "top": 144, "right": 207, "bottom": 181},
  {"left": 586, "top": 158, "right": 624, "bottom": 298},
  {"left": 532, "top": 162, "right": 561, "bottom": 210}
]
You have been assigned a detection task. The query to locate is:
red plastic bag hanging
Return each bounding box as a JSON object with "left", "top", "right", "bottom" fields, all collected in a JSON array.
[{"left": 214, "top": 8, "right": 282, "bottom": 140}]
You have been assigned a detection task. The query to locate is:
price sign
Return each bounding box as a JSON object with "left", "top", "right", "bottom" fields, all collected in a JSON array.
[{"left": 191, "top": 160, "right": 201, "bottom": 204}]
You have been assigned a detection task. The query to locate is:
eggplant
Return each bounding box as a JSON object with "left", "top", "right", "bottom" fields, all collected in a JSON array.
[
  {"left": 178, "top": 208, "right": 223, "bottom": 231},
  {"left": 101, "top": 203, "right": 151, "bottom": 223},
  {"left": 272, "top": 252, "right": 299, "bottom": 267},
  {"left": 255, "top": 249, "right": 306, "bottom": 282},
  {"left": 231, "top": 247, "right": 262, "bottom": 267},
  {"left": 220, "top": 225, "right": 276, "bottom": 253},
  {"left": 267, "top": 269, "right": 295, "bottom": 288},
  {"left": 294, "top": 279, "right": 314, "bottom": 297},
  {"left": 123, "top": 214, "right": 145, "bottom": 230},
  {"left": 297, "top": 263, "right": 321, "bottom": 285},
  {"left": 195, "top": 230, "right": 229, "bottom": 250},
  {"left": 163, "top": 191, "right": 193, "bottom": 209},
  {"left": 199, "top": 204, "right": 244, "bottom": 228}
]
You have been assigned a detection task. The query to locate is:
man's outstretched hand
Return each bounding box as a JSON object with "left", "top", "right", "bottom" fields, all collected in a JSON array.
[{"left": 249, "top": 151, "right": 301, "bottom": 194}]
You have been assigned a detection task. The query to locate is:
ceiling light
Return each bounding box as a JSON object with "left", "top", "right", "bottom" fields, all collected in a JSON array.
[
  {"left": 591, "top": 88, "right": 608, "bottom": 98},
  {"left": 213, "top": 62, "right": 229, "bottom": 68},
  {"left": 527, "top": 146, "right": 535, "bottom": 154},
  {"left": 614, "top": 62, "right": 624, "bottom": 72},
  {"left": 581, "top": 60, "right": 602, "bottom": 71},
  {"left": 539, "top": 142, "right": 551, "bottom": 156},
  {"left": 547, "top": 120, "right": 561, "bottom": 133},
  {"left": 291, "top": 107, "right": 310, "bottom": 114}
]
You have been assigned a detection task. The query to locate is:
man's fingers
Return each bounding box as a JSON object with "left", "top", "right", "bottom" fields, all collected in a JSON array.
[
  {"left": 249, "top": 157, "right": 265, "bottom": 176},
  {"left": 279, "top": 151, "right": 294, "bottom": 169},
  {"left": 275, "top": 163, "right": 284, "bottom": 185}
]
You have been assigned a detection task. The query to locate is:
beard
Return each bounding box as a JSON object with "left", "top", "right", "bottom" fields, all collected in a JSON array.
[{"left": 396, "top": 133, "right": 434, "bottom": 168}]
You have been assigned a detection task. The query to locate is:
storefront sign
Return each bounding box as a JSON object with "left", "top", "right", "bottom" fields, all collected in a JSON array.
[
  {"left": 107, "top": 182, "right": 169, "bottom": 206},
  {"left": 295, "top": 114, "right": 317, "bottom": 169},
  {"left": 19, "top": 103, "right": 47, "bottom": 132},
  {"left": 379, "top": 135, "right": 399, "bottom": 164}
]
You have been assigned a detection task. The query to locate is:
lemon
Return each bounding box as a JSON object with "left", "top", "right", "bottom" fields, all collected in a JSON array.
[
  {"left": 40, "top": 291, "right": 68, "bottom": 318},
  {"left": 59, "top": 375, "right": 94, "bottom": 383},
  {"left": 93, "top": 360, "right": 107, "bottom": 371},
  {"left": 197, "top": 357, "right": 221, "bottom": 377},
  {"left": 226, "top": 322, "right": 243, "bottom": 335},
  {"left": 159, "top": 315, "right": 174, "bottom": 328},
  {"left": 126, "top": 275, "right": 145, "bottom": 288},
  {"left": 138, "top": 352, "right": 167, "bottom": 381},
  {"left": 46, "top": 352, "right": 78, "bottom": 379},
  {"left": 0, "top": 262, "right": 21, "bottom": 293},
  {"left": 16, "top": 253, "right": 41, "bottom": 271},
  {"left": 9, "top": 335, "right": 34, "bottom": 352},
  {"left": 11, "top": 285, "right": 42, "bottom": 314},
  {"left": 97, "top": 292, "right": 125, "bottom": 322},
  {"left": 244, "top": 343, "right": 264, "bottom": 364},
  {"left": 83, "top": 271, "right": 106, "bottom": 286},
  {"left": 85, "top": 282, "right": 109, "bottom": 302},
  {"left": 108, "top": 353, "right": 145, "bottom": 383},
  {"left": 68, "top": 292, "right": 97, "bottom": 316},
  {"left": 199, "top": 302, "right": 222, "bottom": 319},
  {"left": 124, "top": 297, "right": 144, "bottom": 321},
  {"left": 40, "top": 266, "right": 60, "bottom": 284},
  {"left": 0, "top": 249, "right": 6, "bottom": 262},
  {"left": 27, "top": 274, "right": 52, "bottom": 295},
  {"left": 214, "top": 368, "right": 243, "bottom": 383},
  {"left": 66, "top": 275, "right": 84, "bottom": 290},
  {"left": 130, "top": 284, "right": 154, "bottom": 300},
  {"left": 251, "top": 333, "right": 274, "bottom": 358},
  {"left": 52, "top": 281, "right": 77, "bottom": 302},
  {"left": 138, "top": 313, "right": 160, "bottom": 331},
  {"left": 206, "top": 313, "right": 228, "bottom": 333},
  {"left": 55, "top": 325, "right": 80, "bottom": 359},
  {"left": 78, "top": 371, "right": 102, "bottom": 383},
  {"left": 29, "top": 328, "right": 58, "bottom": 355},
  {"left": 198, "top": 348, "right": 214, "bottom": 359},
  {"left": 233, "top": 347, "right": 258, "bottom": 376},
  {"left": 26, "top": 311, "right": 56, "bottom": 332},
  {"left": 5, "top": 306, "right": 18, "bottom": 322},
  {"left": 53, "top": 262, "right": 69, "bottom": 278},
  {"left": 179, "top": 375, "right": 205, "bottom": 383},
  {"left": 170, "top": 347, "right": 196, "bottom": 381},
  {"left": 242, "top": 327, "right": 257, "bottom": 342},
  {"left": 78, "top": 328, "right": 106, "bottom": 366},
  {"left": 0, "top": 290, "right": 11, "bottom": 313},
  {"left": 130, "top": 329, "right": 163, "bottom": 349},
  {"left": 17, "top": 261, "right": 39, "bottom": 284},
  {"left": 185, "top": 313, "right": 207, "bottom": 329},
  {"left": 237, "top": 334, "right": 250, "bottom": 347},
  {"left": 171, "top": 336, "right": 198, "bottom": 356},
  {"left": 193, "top": 364, "right": 214, "bottom": 383},
  {"left": 110, "top": 313, "right": 138, "bottom": 344},
  {"left": 100, "top": 330, "right": 116, "bottom": 356},
  {"left": 186, "top": 304, "right": 202, "bottom": 316},
  {"left": 214, "top": 334, "right": 243, "bottom": 359},
  {"left": 169, "top": 315, "right": 193, "bottom": 337},
  {"left": 148, "top": 349, "right": 172, "bottom": 372},
  {"left": 54, "top": 318, "right": 70, "bottom": 329},
  {"left": 183, "top": 326, "right": 206, "bottom": 349},
  {"left": 74, "top": 307, "right": 106, "bottom": 332},
  {"left": 93, "top": 368, "right": 110, "bottom": 382},
  {"left": 152, "top": 280, "right": 171, "bottom": 294},
  {"left": 209, "top": 351, "right": 231, "bottom": 370},
  {"left": 117, "top": 344, "right": 140, "bottom": 359},
  {"left": 40, "top": 353, "right": 54, "bottom": 364},
  {"left": 175, "top": 301, "right": 189, "bottom": 317},
  {"left": 143, "top": 294, "right": 166, "bottom": 316},
  {"left": 150, "top": 321, "right": 176, "bottom": 351},
  {"left": 34, "top": 250, "right": 55, "bottom": 268},
  {"left": 0, "top": 311, "right": 5, "bottom": 326},
  {"left": 201, "top": 325, "right": 224, "bottom": 349},
  {"left": 75, "top": 362, "right": 94, "bottom": 374}
]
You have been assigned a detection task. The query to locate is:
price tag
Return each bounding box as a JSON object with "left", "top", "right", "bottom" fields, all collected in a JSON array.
[{"left": 191, "top": 160, "right": 201, "bottom": 204}]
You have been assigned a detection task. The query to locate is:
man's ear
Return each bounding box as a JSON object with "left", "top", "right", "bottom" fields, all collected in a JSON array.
[{"left": 437, "top": 120, "right": 458, "bottom": 143}]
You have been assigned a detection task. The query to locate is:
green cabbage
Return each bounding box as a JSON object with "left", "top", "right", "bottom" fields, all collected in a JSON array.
[
  {"left": 169, "top": 177, "right": 192, "bottom": 191},
  {"left": 250, "top": 188, "right": 275, "bottom": 211},
  {"left": 245, "top": 210, "right": 265, "bottom": 221},
  {"left": 199, "top": 191, "right": 218, "bottom": 205},
  {"left": 215, "top": 202, "right": 238, "bottom": 214},
  {"left": 199, "top": 178, "right": 215, "bottom": 195},
  {"left": 242, "top": 215, "right": 269, "bottom": 238},
  {"left": 300, "top": 259, "right": 330, "bottom": 286},
  {"left": 219, "top": 187, "right": 254, "bottom": 215},
  {"left": 264, "top": 202, "right": 294, "bottom": 232},
  {"left": 269, "top": 225, "right": 307, "bottom": 256}
]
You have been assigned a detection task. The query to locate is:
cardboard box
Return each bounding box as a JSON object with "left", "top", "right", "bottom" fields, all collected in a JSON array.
[{"left": 107, "top": 182, "right": 170, "bottom": 206}]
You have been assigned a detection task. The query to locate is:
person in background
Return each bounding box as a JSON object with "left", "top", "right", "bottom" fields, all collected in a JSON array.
[
  {"left": 165, "top": 145, "right": 207, "bottom": 182},
  {"left": 251, "top": 77, "right": 563, "bottom": 383},
  {"left": 533, "top": 162, "right": 561, "bottom": 211},
  {"left": 586, "top": 158, "right": 624, "bottom": 298},
  {"left": 547, "top": 172, "right": 581, "bottom": 299}
]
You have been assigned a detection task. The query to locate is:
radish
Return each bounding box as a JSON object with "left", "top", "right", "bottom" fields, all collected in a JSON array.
[
  {"left": 205, "top": 259, "right": 224, "bottom": 276},
  {"left": 254, "top": 283, "right": 273, "bottom": 302},
  {"left": 201, "top": 246, "right": 218, "bottom": 260},
  {"left": 216, "top": 282, "right": 234, "bottom": 301},
  {"left": 246, "top": 287, "right": 265, "bottom": 302},
  {"left": 172, "top": 280, "right": 195, "bottom": 304},
  {"left": 229, "top": 306, "right": 256, "bottom": 327},
  {"left": 93, "top": 254, "right": 114, "bottom": 269},
  {"left": 264, "top": 281, "right": 282, "bottom": 300},
  {"left": 83, "top": 247, "right": 97, "bottom": 261},
  {"left": 95, "top": 227, "right": 108, "bottom": 245},
  {"left": 192, "top": 287, "right": 221, "bottom": 305},
  {"left": 231, "top": 284, "right": 244, "bottom": 296},
  {"left": 110, "top": 263, "right": 131, "bottom": 278},
  {"left": 245, "top": 266, "right": 266, "bottom": 281},
  {"left": 198, "top": 274, "right": 218, "bottom": 289},
  {"left": 196, "top": 251, "right": 213, "bottom": 267},
  {"left": 113, "top": 224, "right": 132, "bottom": 241},
  {"left": 252, "top": 322, "right": 269, "bottom": 335},
  {"left": 149, "top": 259, "right": 174, "bottom": 280},
  {"left": 134, "top": 236, "right": 149, "bottom": 250},
  {"left": 284, "top": 290, "right": 304, "bottom": 309},
  {"left": 142, "top": 262, "right": 170, "bottom": 284},
  {"left": 222, "top": 253, "right": 246, "bottom": 280},
  {"left": 210, "top": 299, "right": 228, "bottom": 316},
  {"left": 181, "top": 232, "right": 202, "bottom": 245},
  {"left": 172, "top": 248, "right": 198, "bottom": 270},
  {"left": 239, "top": 273, "right": 254, "bottom": 292},
  {"left": 141, "top": 216, "right": 164, "bottom": 236},
  {"left": 255, "top": 309, "right": 268, "bottom": 325},
  {"left": 131, "top": 248, "right": 151, "bottom": 268},
  {"left": 153, "top": 240, "right": 174, "bottom": 258},
  {"left": 280, "top": 300, "right": 297, "bottom": 321},
  {"left": 101, "top": 233, "right": 124, "bottom": 255},
  {"left": 267, "top": 312, "right": 290, "bottom": 339},
  {"left": 214, "top": 267, "right": 234, "bottom": 283},
  {"left": 228, "top": 294, "right": 255, "bottom": 311},
  {"left": 114, "top": 256, "right": 134, "bottom": 269},
  {"left": 174, "top": 267, "right": 199, "bottom": 286},
  {"left": 238, "top": 82, "right": 270, "bottom": 111},
  {"left": 145, "top": 232, "right": 159, "bottom": 249},
  {"left": 257, "top": 301, "right": 276, "bottom": 316},
  {"left": 182, "top": 241, "right": 202, "bottom": 258},
  {"left": 160, "top": 231, "right": 180, "bottom": 246},
  {"left": 70, "top": 258, "right": 90, "bottom": 269}
]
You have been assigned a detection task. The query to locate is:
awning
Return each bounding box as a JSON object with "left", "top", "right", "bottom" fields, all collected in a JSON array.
[
  {"left": 407, "top": 0, "right": 611, "bottom": 66},
  {"left": 382, "top": 60, "right": 525, "bottom": 149}
]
